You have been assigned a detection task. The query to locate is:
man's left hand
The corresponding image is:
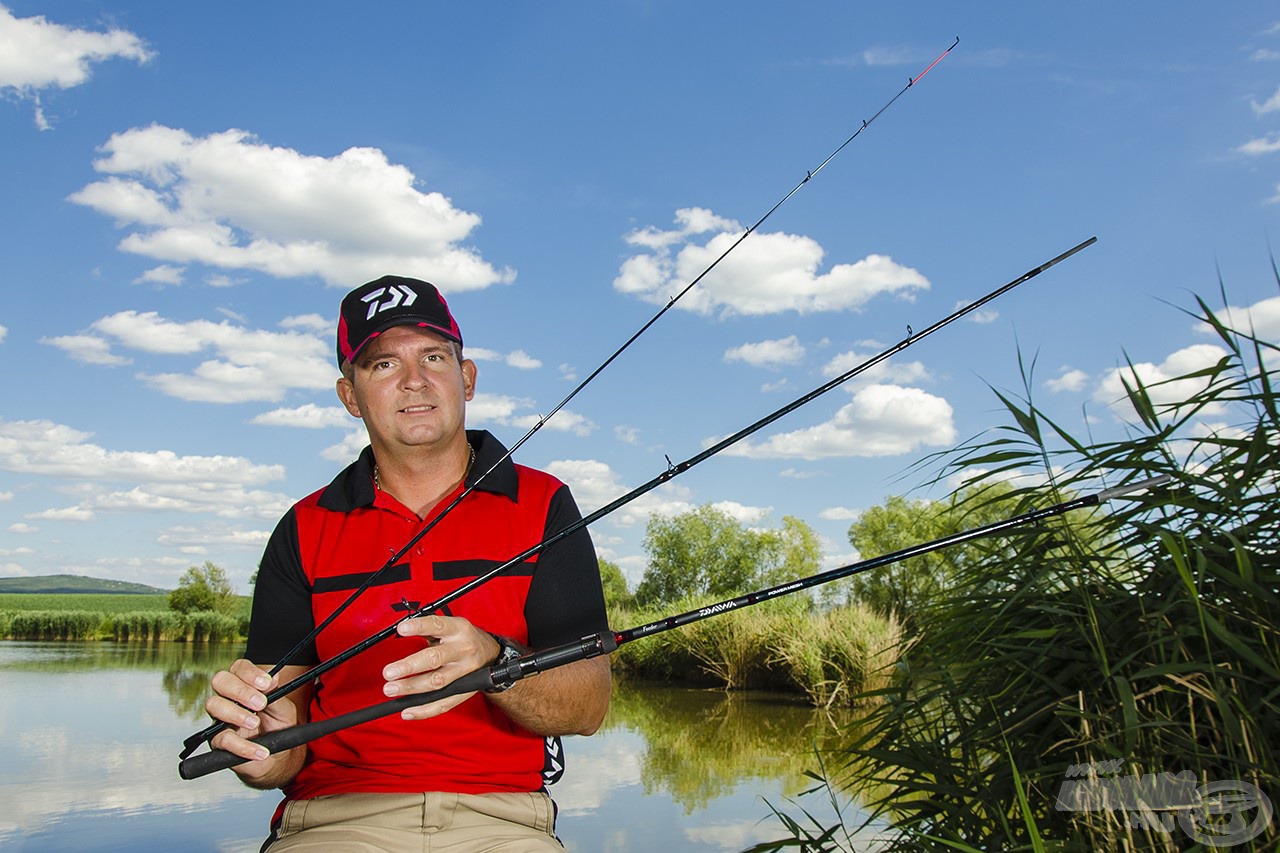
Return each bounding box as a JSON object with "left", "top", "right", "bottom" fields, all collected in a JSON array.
[{"left": 382, "top": 613, "right": 502, "bottom": 720}]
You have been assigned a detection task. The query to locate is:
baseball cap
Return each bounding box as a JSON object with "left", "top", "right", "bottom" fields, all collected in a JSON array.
[{"left": 336, "top": 275, "right": 463, "bottom": 367}]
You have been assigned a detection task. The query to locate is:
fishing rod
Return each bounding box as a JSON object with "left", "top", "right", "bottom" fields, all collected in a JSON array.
[
  {"left": 181, "top": 38, "right": 961, "bottom": 761},
  {"left": 179, "top": 472, "right": 1172, "bottom": 780},
  {"left": 180, "top": 235, "right": 1095, "bottom": 760}
]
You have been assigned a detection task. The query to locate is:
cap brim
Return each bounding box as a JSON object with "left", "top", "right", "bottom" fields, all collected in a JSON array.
[{"left": 345, "top": 316, "right": 462, "bottom": 365}]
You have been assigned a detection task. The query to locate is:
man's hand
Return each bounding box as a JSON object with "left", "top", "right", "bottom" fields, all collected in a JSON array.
[
  {"left": 205, "top": 661, "right": 312, "bottom": 788},
  {"left": 384, "top": 614, "right": 501, "bottom": 721},
  {"left": 386, "top": 614, "right": 612, "bottom": 735}
]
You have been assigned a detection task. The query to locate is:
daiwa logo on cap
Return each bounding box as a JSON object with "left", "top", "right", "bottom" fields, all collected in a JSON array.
[
  {"left": 336, "top": 275, "right": 463, "bottom": 368},
  {"left": 362, "top": 283, "right": 419, "bottom": 319}
]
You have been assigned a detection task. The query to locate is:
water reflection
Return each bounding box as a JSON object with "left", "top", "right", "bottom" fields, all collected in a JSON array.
[{"left": 0, "top": 643, "right": 867, "bottom": 852}]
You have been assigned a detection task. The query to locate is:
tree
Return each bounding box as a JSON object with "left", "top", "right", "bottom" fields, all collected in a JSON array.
[
  {"left": 844, "top": 480, "right": 1121, "bottom": 630},
  {"left": 598, "top": 556, "right": 632, "bottom": 611},
  {"left": 766, "top": 515, "right": 823, "bottom": 586},
  {"left": 843, "top": 484, "right": 1030, "bottom": 628},
  {"left": 633, "top": 506, "right": 823, "bottom": 607},
  {"left": 168, "top": 561, "right": 238, "bottom": 615}
]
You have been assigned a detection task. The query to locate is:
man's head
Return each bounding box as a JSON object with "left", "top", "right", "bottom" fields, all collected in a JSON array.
[
  {"left": 336, "top": 275, "right": 462, "bottom": 370},
  {"left": 335, "top": 278, "right": 476, "bottom": 461}
]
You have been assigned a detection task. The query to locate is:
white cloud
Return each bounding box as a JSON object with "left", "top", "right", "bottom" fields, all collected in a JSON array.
[
  {"left": 322, "top": 429, "right": 369, "bottom": 463},
  {"left": 710, "top": 500, "right": 772, "bottom": 525},
  {"left": 0, "top": 6, "right": 152, "bottom": 127},
  {"left": 27, "top": 505, "right": 95, "bottom": 522},
  {"left": 1252, "top": 85, "right": 1280, "bottom": 115},
  {"left": 0, "top": 323, "right": 7, "bottom": 343},
  {"left": 509, "top": 410, "right": 594, "bottom": 437},
  {"left": 68, "top": 125, "right": 515, "bottom": 289},
  {"left": 467, "top": 347, "right": 543, "bottom": 369},
  {"left": 65, "top": 309, "right": 335, "bottom": 403},
  {"left": 953, "top": 299, "right": 999, "bottom": 324},
  {"left": 1212, "top": 294, "right": 1280, "bottom": 341},
  {"left": 0, "top": 417, "right": 284, "bottom": 483},
  {"left": 819, "top": 506, "right": 862, "bottom": 521},
  {"left": 1093, "top": 344, "right": 1230, "bottom": 421},
  {"left": 862, "top": 45, "right": 924, "bottom": 67},
  {"left": 134, "top": 264, "right": 184, "bottom": 286},
  {"left": 63, "top": 483, "right": 293, "bottom": 522},
  {"left": 250, "top": 404, "right": 352, "bottom": 429},
  {"left": 466, "top": 392, "right": 595, "bottom": 437},
  {"left": 614, "top": 207, "right": 928, "bottom": 317},
  {"left": 9, "top": 522, "right": 38, "bottom": 534},
  {"left": 820, "top": 350, "right": 930, "bottom": 386},
  {"left": 157, "top": 525, "right": 271, "bottom": 552},
  {"left": 1045, "top": 367, "right": 1089, "bottom": 393},
  {"left": 0, "top": 491, "right": 12, "bottom": 501},
  {"left": 280, "top": 313, "right": 330, "bottom": 334},
  {"left": 39, "top": 333, "right": 131, "bottom": 366},
  {"left": 1253, "top": 49, "right": 1280, "bottom": 61},
  {"left": 779, "top": 468, "right": 825, "bottom": 479},
  {"left": 723, "top": 383, "right": 956, "bottom": 460},
  {"left": 1237, "top": 134, "right": 1280, "bottom": 156},
  {"left": 724, "top": 335, "right": 805, "bottom": 368},
  {"left": 543, "top": 458, "right": 699, "bottom": 527},
  {"left": 761, "top": 378, "right": 789, "bottom": 393},
  {"left": 614, "top": 425, "right": 639, "bottom": 445}
]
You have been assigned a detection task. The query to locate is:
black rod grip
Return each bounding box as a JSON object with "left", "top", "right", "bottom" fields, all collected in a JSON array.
[{"left": 179, "top": 668, "right": 496, "bottom": 780}]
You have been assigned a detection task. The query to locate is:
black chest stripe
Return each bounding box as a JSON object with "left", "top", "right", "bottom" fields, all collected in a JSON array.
[
  {"left": 432, "top": 559, "right": 536, "bottom": 581},
  {"left": 313, "top": 563, "right": 412, "bottom": 593}
]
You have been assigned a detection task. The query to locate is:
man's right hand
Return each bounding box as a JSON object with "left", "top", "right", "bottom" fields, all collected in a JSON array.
[{"left": 205, "top": 660, "right": 312, "bottom": 788}]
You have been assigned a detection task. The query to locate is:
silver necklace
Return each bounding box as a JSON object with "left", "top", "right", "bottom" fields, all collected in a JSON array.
[{"left": 374, "top": 444, "right": 475, "bottom": 492}]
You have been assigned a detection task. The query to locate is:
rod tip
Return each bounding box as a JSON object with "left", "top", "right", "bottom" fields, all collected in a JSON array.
[{"left": 1096, "top": 473, "right": 1174, "bottom": 502}]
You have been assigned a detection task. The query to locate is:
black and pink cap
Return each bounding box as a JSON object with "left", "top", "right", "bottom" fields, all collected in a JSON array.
[{"left": 336, "top": 275, "right": 463, "bottom": 367}]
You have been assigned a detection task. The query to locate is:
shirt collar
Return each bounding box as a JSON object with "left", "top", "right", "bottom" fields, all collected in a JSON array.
[{"left": 317, "top": 429, "right": 517, "bottom": 512}]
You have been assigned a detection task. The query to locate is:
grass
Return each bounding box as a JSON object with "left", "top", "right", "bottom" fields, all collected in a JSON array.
[{"left": 0, "top": 593, "right": 170, "bottom": 613}]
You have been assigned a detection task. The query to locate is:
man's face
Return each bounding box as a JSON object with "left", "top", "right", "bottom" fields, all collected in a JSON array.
[{"left": 336, "top": 325, "right": 476, "bottom": 458}]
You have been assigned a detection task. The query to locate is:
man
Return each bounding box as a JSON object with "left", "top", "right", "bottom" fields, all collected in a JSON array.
[{"left": 206, "top": 275, "right": 612, "bottom": 851}]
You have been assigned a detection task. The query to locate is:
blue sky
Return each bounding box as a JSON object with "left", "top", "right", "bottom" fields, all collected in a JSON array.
[{"left": 2, "top": 2, "right": 1279, "bottom": 593}]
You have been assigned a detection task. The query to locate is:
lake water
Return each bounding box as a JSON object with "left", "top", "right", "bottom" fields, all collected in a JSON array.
[{"left": 0, "top": 642, "right": 881, "bottom": 852}]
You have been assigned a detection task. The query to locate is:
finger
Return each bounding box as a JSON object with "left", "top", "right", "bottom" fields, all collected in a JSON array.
[
  {"left": 206, "top": 693, "right": 263, "bottom": 730},
  {"left": 399, "top": 691, "right": 475, "bottom": 721},
  {"left": 210, "top": 669, "right": 269, "bottom": 715},
  {"left": 381, "top": 644, "right": 446, "bottom": 683},
  {"left": 395, "top": 613, "right": 450, "bottom": 640},
  {"left": 228, "top": 658, "right": 275, "bottom": 688},
  {"left": 210, "top": 727, "right": 271, "bottom": 762}
]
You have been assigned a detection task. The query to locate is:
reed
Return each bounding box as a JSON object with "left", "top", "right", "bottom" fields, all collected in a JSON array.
[
  {"left": 3, "top": 610, "right": 102, "bottom": 640},
  {"left": 753, "top": 293, "right": 1280, "bottom": 850}
]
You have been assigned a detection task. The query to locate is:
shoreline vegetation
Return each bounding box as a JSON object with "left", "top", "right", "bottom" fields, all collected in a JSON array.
[
  {"left": 0, "top": 594, "right": 247, "bottom": 643},
  {"left": 0, "top": 591, "right": 904, "bottom": 706}
]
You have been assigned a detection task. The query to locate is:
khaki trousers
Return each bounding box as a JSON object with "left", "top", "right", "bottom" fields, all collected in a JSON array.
[{"left": 264, "top": 791, "right": 562, "bottom": 852}]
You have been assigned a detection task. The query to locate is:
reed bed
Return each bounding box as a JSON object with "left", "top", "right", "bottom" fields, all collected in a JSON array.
[
  {"left": 0, "top": 609, "right": 242, "bottom": 643},
  {"left": 610, "top": 596, "right": 904, "bottom": 704}
]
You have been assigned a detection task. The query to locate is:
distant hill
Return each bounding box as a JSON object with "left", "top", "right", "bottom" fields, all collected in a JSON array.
[{"left": 0, "top": 574, "right": 169, "bottom": 594}]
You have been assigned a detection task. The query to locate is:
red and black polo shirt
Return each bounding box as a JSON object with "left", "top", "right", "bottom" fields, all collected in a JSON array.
[{"left": 246, "top": 429, "right": 608, "bottom": 798}]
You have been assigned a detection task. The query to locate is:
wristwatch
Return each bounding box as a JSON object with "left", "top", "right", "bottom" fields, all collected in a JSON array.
[{"left": 486, "top": 633, "right": 523, "bottom": 693}]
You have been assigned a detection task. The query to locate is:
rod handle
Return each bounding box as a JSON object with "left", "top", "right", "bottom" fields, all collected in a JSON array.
[{"left": 179, "top": 668, "right": 497, "bottom": 780}]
